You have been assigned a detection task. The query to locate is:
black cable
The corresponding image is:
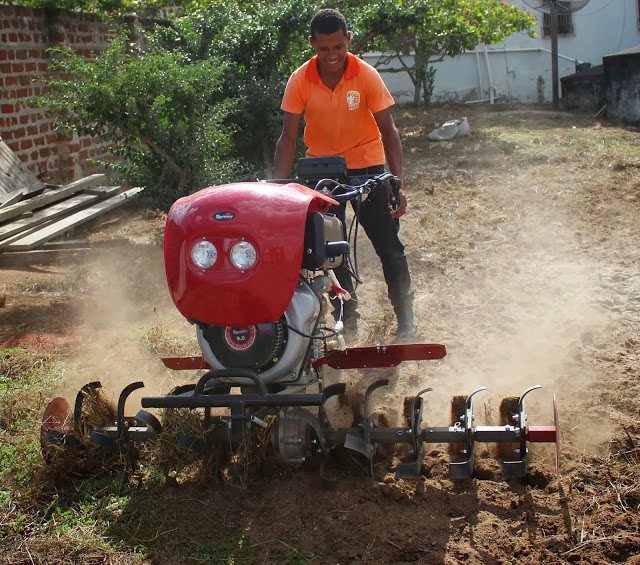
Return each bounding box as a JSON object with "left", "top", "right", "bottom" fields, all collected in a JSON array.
[{"left": 282, "top": 321, "right": 338, "bottom": 340}]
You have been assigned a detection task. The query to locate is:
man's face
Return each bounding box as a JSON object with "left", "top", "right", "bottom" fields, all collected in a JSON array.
[{"left": 309, "top": 29, "right": 351, "bottom": 72}]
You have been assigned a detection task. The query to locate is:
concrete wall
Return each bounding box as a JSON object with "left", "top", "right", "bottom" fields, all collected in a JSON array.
[
  {"left": 605, "top": 53, "right": 640, "bottom": 123},
  {"left": 560, "top": 67, "right": 607, "bottom": 112},
  {"left": 369, "top": 0, "right": 640, "bottom": 105},
  {"left": 0, "top": 5, "right": 156, "bottom": 184}
]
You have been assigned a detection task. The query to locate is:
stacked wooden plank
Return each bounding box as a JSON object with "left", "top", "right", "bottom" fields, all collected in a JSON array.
[
  {"left": 0, "top": 173, "right": 144, "bottom": 263},
  {"left": 0, "top": 140, "right": 46, "bottom": 198}
]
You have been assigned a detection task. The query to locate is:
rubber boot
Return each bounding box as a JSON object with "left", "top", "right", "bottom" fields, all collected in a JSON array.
[{"left": 394, "top": 298, "right": 418, "bottom": 340}]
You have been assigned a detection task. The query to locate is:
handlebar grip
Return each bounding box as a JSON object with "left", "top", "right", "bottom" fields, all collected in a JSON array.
[{"left": 388, "top": 176, "right": 402, "bottom": 211}]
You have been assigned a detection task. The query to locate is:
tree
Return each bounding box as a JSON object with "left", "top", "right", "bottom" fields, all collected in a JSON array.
[
  {"left": 153, "top": 0, "right": 317, "bottom": 174},
  {"left": 29, "top": 1, "right": 317, "bottom": 207},
  {"left": 34, "top": 35, "right": 244, "bottom": 209},
  {"left": 7, "top": 0, "right": 172, "bottom": 15},
  {"left": 343, "top": 0, "right": 537, "bottom": 106}
]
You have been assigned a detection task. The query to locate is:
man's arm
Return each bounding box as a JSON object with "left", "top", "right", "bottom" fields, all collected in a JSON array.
[
  {"left": 274, "top": 112, "right": 302, "bottom": 179},
  {"left": 374, "top": 107, "right": 407, "bottom": 218}
]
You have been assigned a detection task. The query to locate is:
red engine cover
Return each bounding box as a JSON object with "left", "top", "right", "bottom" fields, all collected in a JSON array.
[{"left": 164, "top": 182, "right": 337, "bottom": 326}]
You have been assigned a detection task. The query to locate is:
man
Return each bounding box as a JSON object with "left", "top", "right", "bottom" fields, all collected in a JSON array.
[{"left": 274, "top": 8, "right": 417, "bottom": 339}]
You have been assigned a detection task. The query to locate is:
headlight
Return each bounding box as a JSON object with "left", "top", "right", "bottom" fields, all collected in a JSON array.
[
  {"left": 191, "top": 240, "right": 218, "bottom": 269},
  {"left": 230, "top": 240, "right": 257, "bottom": 270}
]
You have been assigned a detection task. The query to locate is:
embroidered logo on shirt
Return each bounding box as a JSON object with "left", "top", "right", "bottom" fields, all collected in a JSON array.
[{"left": 346, "top": 90, "right": 361, "bottom": 111}]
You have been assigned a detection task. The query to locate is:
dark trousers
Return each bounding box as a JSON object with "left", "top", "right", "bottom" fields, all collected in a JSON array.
[{"left": 331, "top": 165, "right": 414, "bottom": 323}]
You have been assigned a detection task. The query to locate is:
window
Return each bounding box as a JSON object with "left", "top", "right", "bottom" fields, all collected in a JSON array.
[{"left": 541, "top": 2, "right": 575, "bottom": 36}]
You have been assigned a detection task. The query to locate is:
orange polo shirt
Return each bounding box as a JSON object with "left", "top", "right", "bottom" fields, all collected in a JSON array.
[{"left": 281, "top": 53, "right": 395, "bottom": 170}]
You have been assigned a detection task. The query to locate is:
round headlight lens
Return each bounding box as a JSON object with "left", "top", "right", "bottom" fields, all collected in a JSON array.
[
  {"left": 191, "top": 240, "right": 218, "bottom": 269},
  {"left": 230, "top": 241, "right": 257, "bottom": 270}
]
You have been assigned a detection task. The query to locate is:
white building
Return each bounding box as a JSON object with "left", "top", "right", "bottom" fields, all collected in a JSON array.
[{"left": 366, "top": 0, "right": 640, "bottom": 104}]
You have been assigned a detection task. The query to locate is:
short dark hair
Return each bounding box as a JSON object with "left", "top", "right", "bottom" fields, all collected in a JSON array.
[{"left": 310, "top": 9, "right": 347, "bottom": 38}]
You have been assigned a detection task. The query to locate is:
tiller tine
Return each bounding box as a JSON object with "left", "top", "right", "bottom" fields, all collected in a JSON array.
[
  {"left": 395, "top": 387, "right": 432, "bottom": 479},
  {"left": 444, "top": 384, "right": 559, "bottom": 480},
  {"left": 344, "top": 379, "right": 389, "bottom": 460},
  {"left": 447, "top": 387, "right": 487, "bottom": 479},
  {"left": 42, "top": 381, "right": 162, "bottom": 457},
  {"left": 87, "top": 382, "right": 161, "bottom": 451},
  {"left": 336, "top": 382, "right": 559, "bottom": 481},
  {"left": 142, "top": 369, "right": 324, "bottom": 446},
  {"left": 41, "top": 396, "right": 78, "bottom": 458}
]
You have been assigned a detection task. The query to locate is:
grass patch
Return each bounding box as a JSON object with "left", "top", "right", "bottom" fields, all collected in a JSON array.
[
  {"left": 0, "top": 347, "right": 298, "bottom": 564},
  {"left": 480, "top": 124, "right": 640, "bottom": 162}
]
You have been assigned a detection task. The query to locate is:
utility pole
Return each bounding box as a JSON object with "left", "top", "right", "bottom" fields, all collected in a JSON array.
[{"left": 550, "top": 0, "right": 559, "bottom": 109}]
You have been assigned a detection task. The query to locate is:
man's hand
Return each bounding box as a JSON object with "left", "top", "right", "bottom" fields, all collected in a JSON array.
[{"left": 391, "top": 187, "right": 407, "bottom": 218}]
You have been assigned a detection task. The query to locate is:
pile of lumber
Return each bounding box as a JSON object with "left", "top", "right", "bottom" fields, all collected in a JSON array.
[{"left": 0, "top": 174, "right": 143, "bottom": 263}]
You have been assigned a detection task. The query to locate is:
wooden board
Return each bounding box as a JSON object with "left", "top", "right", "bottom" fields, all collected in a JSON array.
[
  {"left": 0, "top": 140, "right": 45, "bottom": 196},
  {"left": 0, "top": 190, "right": 24, "bottom": 209},
  {"left": 0, "top": 174, "right": 106, "bottom": 225},
  {"left": 5, "top": 186, "right": 144, "bottom": 252},
  {"left": 0, "top": 186, "right": 122, "bottom": 248}
]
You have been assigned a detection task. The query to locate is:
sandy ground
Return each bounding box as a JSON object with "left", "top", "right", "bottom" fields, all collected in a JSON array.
[{"left": 1, "top": 104, "right": 639, "bottom": 564}]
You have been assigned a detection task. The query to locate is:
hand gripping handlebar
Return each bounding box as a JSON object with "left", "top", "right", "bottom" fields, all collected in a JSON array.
[{"left": 313, "top": 173, "right": 401, "bottom": 208}]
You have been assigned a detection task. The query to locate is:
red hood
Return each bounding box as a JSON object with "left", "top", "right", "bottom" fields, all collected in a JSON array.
[{"left": 164, "top": 181, "right": 337, "bottom": 326}]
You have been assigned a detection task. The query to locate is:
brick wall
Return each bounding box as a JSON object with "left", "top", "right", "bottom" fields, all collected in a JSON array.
[{"left": 0, "top": 5, "right": 158, "bottom": 184}]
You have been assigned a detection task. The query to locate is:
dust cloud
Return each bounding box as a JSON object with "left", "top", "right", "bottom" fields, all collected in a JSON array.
[
  {"left": 352, "top": 166, "right": 614, "bottom": 453},
  {"left": 57, "top": 246, "right": 198, "bottom": 414}
]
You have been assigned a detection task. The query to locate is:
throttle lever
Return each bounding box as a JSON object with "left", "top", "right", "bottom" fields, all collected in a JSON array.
[{"left": 389, "top": 177, "right": 401, "bottom": 211}]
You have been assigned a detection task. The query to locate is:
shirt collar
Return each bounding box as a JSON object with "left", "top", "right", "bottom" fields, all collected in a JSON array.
[{"left": 305, "top": 52, "right": 360, "bottom": 84}]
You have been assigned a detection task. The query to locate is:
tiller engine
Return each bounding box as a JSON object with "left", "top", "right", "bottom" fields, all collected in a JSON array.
[{"left": 41, "top": 157, "right": 559, "bottom": 481}]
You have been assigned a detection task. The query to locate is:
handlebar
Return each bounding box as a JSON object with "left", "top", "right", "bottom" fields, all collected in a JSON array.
[
  {"left": 265, "top": 172, "right": 402, "bottom": 209},
  {"left": 316, "top": 172, "right": 402, "bottom": 210}
]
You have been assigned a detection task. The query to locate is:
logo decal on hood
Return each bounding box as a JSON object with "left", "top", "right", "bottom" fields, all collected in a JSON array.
[{"left": 213, "top": 211, "right": 236, "bottom": 221}]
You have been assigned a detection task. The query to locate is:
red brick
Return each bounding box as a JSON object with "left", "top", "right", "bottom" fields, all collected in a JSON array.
[
  {"left": 1, "top": 103, "right": 15, "bottom": 113},
  {"left": 11, "top": 62, "right": 24, "bottom": 72},
  {"left": 5, "top": 76, "right": 17, "bottom": 86},
  {"left": 20, "top": 138, "right": 33, "bottom": 150}
]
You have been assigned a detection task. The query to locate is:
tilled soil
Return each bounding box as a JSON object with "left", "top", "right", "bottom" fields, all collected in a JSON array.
[{"left": 1, "top": 104, "right": 639, "bottom": 564}]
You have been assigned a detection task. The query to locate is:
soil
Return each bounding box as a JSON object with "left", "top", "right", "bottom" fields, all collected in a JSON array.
[{"left": 1, "top": 104, "right": 639, "bottom": 564}]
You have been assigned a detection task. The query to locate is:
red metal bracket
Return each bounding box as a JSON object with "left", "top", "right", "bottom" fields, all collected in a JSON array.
[{"left": 313, "top": 343, "right": 447, "bottom": 370}]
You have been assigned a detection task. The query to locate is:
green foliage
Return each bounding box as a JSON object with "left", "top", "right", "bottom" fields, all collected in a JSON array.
[
  {"left": 7, "top": 0, "right": 173, "bottom": 14},
  {"left": 25, "top": 0, "right": 537, "bottom": 205},
  {"left": 34, "top": 35, "right": 244, "bottom": 208},
  {"left": 343, "top": 0, "right": 537, "bottom": 106},
  {"left": 153, "top": 0, "right": 317, "bottom": 175},
  {"left": 0, "top": 349, "right": 56, "bottom": 493},
  {"left": 422, "top": 65, "right": 436, "bottom": 107},
  {"left": 29, "top": 1, "right": 318, "bottom": 207}
]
